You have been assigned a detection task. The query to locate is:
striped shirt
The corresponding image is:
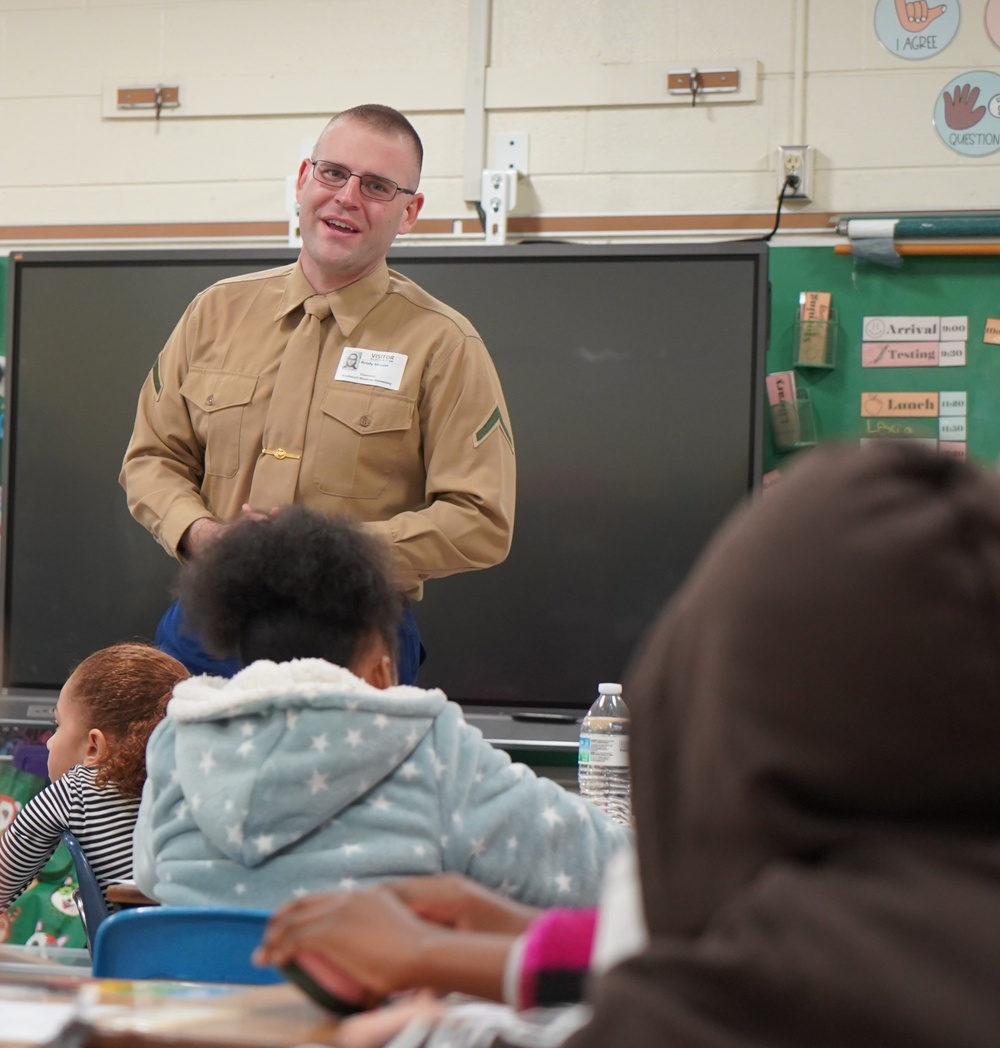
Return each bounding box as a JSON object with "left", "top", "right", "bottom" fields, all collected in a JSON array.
[{"left": 0, "top": 764, "right": 140, "bottom": 910}]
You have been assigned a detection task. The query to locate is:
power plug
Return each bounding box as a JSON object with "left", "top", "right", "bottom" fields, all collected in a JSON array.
[{"left": 777, "top": 145, "right": 813, "bottom": 202}]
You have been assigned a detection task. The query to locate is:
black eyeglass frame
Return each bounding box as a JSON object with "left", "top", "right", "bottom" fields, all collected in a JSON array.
[{"left": 309, "top": 160, "right": 417, "bottom": 202}]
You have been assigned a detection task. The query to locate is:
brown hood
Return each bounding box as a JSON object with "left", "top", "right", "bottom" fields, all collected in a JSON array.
[{"left": 560, "top": 442, "right": 1000, "bottom": 1048}]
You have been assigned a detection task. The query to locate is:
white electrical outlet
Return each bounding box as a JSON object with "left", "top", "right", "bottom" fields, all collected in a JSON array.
[{"left": 777, "top": 145, "right": 813, "bottom": 202}]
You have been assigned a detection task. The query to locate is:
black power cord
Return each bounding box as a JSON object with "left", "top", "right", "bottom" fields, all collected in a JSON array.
[{"left": 754, "top": 174, "right": 799, "bottom": 242}]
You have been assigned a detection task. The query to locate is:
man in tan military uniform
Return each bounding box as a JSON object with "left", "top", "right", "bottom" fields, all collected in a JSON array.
[{"left": 120, "top": 104, "right": 515, "bottom": 682}]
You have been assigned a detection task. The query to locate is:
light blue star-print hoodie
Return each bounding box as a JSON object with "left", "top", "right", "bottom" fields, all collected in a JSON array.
[{"left": 133, "top": 659, "right": 631, "bottom": 909}]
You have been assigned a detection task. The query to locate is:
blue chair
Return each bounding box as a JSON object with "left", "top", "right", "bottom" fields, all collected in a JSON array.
[
  {"left": 91, "top": 906, "right": 282, "bottom": 984},
  {"left": 59, "top": 830, "right": 110, "bottom": 952}
]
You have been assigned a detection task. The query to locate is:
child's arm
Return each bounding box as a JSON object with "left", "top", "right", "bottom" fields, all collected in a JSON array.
[
  {"left": 256, "top": 885, "right": 514, "bottom": 1003},
  {"left": 0, "top": 774, "right": 76, "bottom": 909},
  {"left": 437, "top": 711, "right": 633, "bottom": 908},
  {"left": 385, "top": 872, "right": 541, "bottom": 934}
]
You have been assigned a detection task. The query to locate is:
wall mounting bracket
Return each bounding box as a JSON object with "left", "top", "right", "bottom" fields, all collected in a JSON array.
[
  {"left": 667, "top": 68, "right": 740, "bottom": 105},
  {"left": 480, "top": 169, "right": 519, "bottom": 245},
  {"left": 116, "top": 85, "right": 180, "bottom": 119}
]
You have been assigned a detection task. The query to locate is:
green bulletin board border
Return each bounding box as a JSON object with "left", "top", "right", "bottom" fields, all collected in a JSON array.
[{"left": 765, "top": 246, "right": 1000, "bottom": 473}]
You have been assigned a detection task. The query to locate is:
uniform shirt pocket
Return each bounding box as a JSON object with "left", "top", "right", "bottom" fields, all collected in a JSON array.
[
  {"left": 180, "top": 368, "right": 258, "bottom": 479},
  {"left": 316, "top": 385, "right": 415, "bottom": 498}
]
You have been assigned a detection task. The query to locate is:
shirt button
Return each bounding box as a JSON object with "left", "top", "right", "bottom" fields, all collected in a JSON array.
[
  {"left": 359, "top": 415, "right": 371, "bottom": 428},
  {"left": 206, "top": 394, "right": 216, "bottom": 406}
]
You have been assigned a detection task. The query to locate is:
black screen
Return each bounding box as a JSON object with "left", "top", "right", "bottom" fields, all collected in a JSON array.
[{"left": 2, "top": 243, "right": 767, "bottom": 710}]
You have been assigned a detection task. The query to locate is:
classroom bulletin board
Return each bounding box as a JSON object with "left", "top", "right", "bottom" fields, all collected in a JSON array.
[{"left": 766, "top": 246, "right": 1000, "bottom": 473}]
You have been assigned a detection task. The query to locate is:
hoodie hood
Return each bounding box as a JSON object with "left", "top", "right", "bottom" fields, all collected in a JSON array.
[
  {"left": 166, "top": 658, "right": 447, "bottom": 866},
  {"left": 543, "top": 442, "right": 1000, "bottom": 1048},
  {"left": 625, "top": 441, "right": 1000, "bottom": 939}
]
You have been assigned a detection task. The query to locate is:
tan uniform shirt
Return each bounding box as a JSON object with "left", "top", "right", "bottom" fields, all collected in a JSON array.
[{"left": 120, "top": 260, "right": 515, "bottom": 599}]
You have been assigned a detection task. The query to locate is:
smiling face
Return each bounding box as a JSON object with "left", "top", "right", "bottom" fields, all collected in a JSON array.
[{"left": 296, "top": 117, "right": 424, "bottom": 293}]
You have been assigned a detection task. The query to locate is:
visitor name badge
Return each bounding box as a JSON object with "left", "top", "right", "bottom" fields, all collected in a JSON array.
[{"left": 335, "top": 348, "right": 407, "bottom": 391}]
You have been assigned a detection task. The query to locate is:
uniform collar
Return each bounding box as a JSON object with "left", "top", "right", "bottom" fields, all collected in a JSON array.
[{"left": 275, "top": 259, "right": 391, "bottom": 339}]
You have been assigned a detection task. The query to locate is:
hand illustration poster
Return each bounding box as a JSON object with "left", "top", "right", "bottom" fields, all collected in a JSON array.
[
  {"left": 874, "top": 0, "right": 960, "bottom": 58},
  {"left": 934, "top": 70, "right": 1000, "bottom": 156}
]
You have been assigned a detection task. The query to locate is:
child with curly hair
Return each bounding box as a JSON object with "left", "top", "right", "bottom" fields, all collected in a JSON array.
[
  {"left": 133, "top": 507, "right": 631, "bottom": 910},
  {"left": 0, "top": 643, "right": 189, "bottom": 911}
]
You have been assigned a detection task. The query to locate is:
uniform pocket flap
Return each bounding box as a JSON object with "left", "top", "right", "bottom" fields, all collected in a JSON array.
[
  {"left": 321, "top": 386, "right": 414, "bottom": 435},
  {"left": 180, "top": 369, "right": 258, "bottom": 412}
]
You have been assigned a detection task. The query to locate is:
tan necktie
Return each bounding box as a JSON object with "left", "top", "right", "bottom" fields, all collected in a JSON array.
[{"left": 247, "top": 294, "right": 332, "bottom": 510}]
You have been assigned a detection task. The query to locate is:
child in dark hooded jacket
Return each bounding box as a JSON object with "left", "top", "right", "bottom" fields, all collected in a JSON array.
[{"left": 258, "top": 442, "right": 1000, "bottom": 1048}]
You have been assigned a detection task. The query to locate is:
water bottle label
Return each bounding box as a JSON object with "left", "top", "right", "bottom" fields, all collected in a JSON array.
[{"left": 578, "top": 734, "right": 629, "bottom": 767}]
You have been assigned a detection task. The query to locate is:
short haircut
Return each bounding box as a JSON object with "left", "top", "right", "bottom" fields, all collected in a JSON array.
[
  {"left": 71, "top": 643, "right": 189, "bottom": 798},
  {"left": 324, "top": 103, "right": 423, "bottom": 173},
  {"left": 178, "top": 507, "right": 401, "bottom": 670}
]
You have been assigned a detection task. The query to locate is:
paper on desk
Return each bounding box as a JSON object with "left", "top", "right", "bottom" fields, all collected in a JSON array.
[
  {"left": 100, "top": 1003, "right": 243, "bottom": 1033},
  {"left": 1, "top": 1001, "right": 79, "bottom": 1043},
  {"left": 1, "top": 996, "right": 236, "bottom": 1043}
]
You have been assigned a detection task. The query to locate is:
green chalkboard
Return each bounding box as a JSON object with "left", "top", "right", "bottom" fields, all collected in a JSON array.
[{"left": 766, "top": 246, "right": 1000, "bottom": 472}]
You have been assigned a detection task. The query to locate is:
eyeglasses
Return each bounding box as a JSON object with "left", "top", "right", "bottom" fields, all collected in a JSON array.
[{"left": 309, "top": 160, "right": 417, "bottom": 202}]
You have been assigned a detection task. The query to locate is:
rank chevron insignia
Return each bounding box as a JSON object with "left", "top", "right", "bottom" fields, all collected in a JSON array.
[{"left": 474, "top": 405, "right": 514, "bottom": 451}]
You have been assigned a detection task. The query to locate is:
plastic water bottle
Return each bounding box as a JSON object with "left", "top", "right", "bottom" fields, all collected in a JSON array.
[{"left": 578, "top": 683, "right": 631, "bottom": 825}]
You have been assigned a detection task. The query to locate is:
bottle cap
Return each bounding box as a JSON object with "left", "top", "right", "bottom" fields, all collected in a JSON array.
[{"left": 597, "top": 682, "right": 622, "bottom": 695}]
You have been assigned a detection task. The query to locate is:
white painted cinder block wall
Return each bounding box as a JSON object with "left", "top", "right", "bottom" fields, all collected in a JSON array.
[{"left": 0, "top": 0, "right": 996, "bottom": 243}]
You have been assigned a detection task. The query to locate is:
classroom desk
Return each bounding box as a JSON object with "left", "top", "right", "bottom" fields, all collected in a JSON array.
[
  {"left": 105, "top": 882, "right": 157, "bottom": 907},
  {"left": 0, "top": 971, "right": 341, "bottom": 1048}
]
